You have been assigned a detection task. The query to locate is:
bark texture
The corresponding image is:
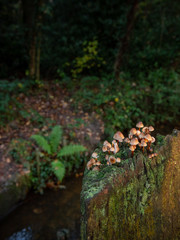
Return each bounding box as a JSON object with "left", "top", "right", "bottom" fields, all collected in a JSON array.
[{"left": 81, "top": 130, "right": 180, "bottom": 240}]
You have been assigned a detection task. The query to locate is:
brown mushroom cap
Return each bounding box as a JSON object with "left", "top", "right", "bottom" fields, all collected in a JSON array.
[
  {"left": 154, "top": 153, "right": 158, "bottom": 157},
  {"left": 129, "top": 145, "right": 136, "bottom": 151},
  {"left": 105, "top": 155, "right": 109, "bottom": 160},
  {"left": 92, "top": 166, "right": 100, "bottom": 171},
  {"left": 136, "top": 130, "right": 141, "bottom": 136},
  {"left": 109, "top": 156, "right": 116, "bottom": 164},
  {"left": 87, "top": 158, "right": 96, "bottom": 169},
  {"left": 136, "top": 122, "right": 144, "bottom": 129},
  {"left": 144, "top": 134, "right": 152, "bottom": 142},
  {"left": 92, "top": 152, "right": 98, "bottom": 159},
  {"left": 130, "top": 138, "right": 139, "bottom": 146},
  {"left": 124, "top": 137, "right": 130, "bottom": 144},
  {"left": 103, "top": 141, "right": 111, "bottom": 149},
  {"left": 142, "top": 127, "right": 148, "bottom": 133},
  {"left": 95, "top": 161, "right": 101, "bottom": 166},
  {"left": 139, "top": 132, "right": 145, "bottom": 139},
  {"left": 102, "top": 145, "right": 107, "bottom": 152},
  {"left": 116, "top": 157, "right": 121, "bottom": 163},
  {"left": 110, "top": 147, "right": 115, "bottom": 152},
  {"left": 130, "top": 128, "right": 137, "bottom": 135},
  {"left": 148, "top": 126, "right": 154, "bottom": 132},
  {"left": 151, "top": 136, "right": 155, "bottom": 143},
  {"left": 113, "top": 131, "right": 124, "bottom": 142},
  {"left": 129, "top": 133, "right": 133, "bottom": 139},
  {"left": 113, "top": 142, "right": 119, "bottom": 154},
  {"left": 140, "top": 141, "right": 147, "bottom": 147}
]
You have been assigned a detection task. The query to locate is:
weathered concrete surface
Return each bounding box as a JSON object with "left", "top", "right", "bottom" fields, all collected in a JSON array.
[
  {"left": 81, "top": 130, "right": 180, "bottom": 240},
  {"left": 0, "top": 172, "right": 31, "bottom": 220}
]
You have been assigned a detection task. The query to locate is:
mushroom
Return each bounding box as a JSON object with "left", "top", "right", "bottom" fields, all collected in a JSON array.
[
  {"left": 87, "top": 158, "right": 96, "bottom": 170},
  {"left": 136, "top": 130, "right": 141, "bottom": 137},
  {"left": 116, "top": 157, "right": 121, "bottom": 163},
  {"left": 92, "top": 166, "right": 100, "bottom": 171},
  {"left": 105, "top": 155, "right": 109, "bottom": 160},
  {"left": 139, "top": 132, "right": 145, "bottom": 141},
  {"left": 109, "top": 156, "right": 116, "bottom": 165},
  {"left": 129, "top": 145, "right": 136, "bottom": 157},
  {"left": 124, "top": 137, "right": 130, "bottom": 145},
  {"left": 92, "top": 152, "right": 98, "bottom": 159},
  {"left": 140, "top": 140, "right": 147, "bottom": 153},
  {"left": 148, "top": 126, "right": 154, "bottom": 132},
  {"left": 112, "top": 140, "right": 120, "bottom": 154},
  {"left": 142, "top": 127, "right": 149, "bottom": 134},
  {"left": 129, "top": 128, "right": 137, "bottom": 136},
  {"left": 130, "top": 137, "right": 139, "bottom": 146},
  {"left": 136, "top": 122, "right": 144, "bottom": 130},
  {"left": 113, "top": 131, "right": 124, "bottom": 143},
  {"left": 144, "top": 134, "right": 152, "bottom": 151},
  {"left": 102, "top": 145, "right": 107, "bottom": 152},
  {"left": 95, "top": 161, "right": 101, "bottom": 166}
]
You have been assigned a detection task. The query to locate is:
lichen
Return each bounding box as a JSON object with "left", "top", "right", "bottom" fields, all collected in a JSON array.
[{"left": 81, "top": 131, "right": 180, "bottom": 239}]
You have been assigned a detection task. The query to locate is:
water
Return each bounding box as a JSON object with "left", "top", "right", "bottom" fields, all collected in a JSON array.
[{"left": 0, "top": 176, "right": 82, "bottom": 240}]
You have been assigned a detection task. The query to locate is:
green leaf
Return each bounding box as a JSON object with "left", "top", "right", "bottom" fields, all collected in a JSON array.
[
  {"left": 58, "top": 144, "right": 86, "bottom": 157},
  {"left": 49, "top": 125, "right": 62, "bottom": 153},
  {"left": 31, "top": 135, "right": 51, "bottom": 154},
  {"left": 51, "top": 160, "right": 65, "bottom": 181}
]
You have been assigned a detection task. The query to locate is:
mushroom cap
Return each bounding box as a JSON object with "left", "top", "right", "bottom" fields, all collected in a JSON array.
[
  {"left": 116, "top": 157, "right": 121, "bottom": 163},
  {"left": 102, "top": 145, "right": 107, "bottom": 152},
  {"left": 142, "top": 127, "right": 148, "bottom": 133},
  {"left": 151, "top": 136, "right": 155, "bottom": 143},
  {"left": 124, "top": 137, "right": 130, "bottom": 143},
  {"left": 130, "top": 128, "right": 137, "bottom": 135},
  {"left": 92, "top": 166, "right": 100, "bottom": 171},
  {"left": 130, "top": 138, "right": 139, "bottom": 146},
  {"left": 87, "top": 158, "right": 96, "bottom": 169},
  {"left": 136, "top": 122, "right": 144, "bottom": 129},
  {"left": 92, "top": 152, "right": 98, "bottom": 159},
  {"left": 154, "top": 153, "right": 158, "bottom": 157},
  {"left": 144, "top": 134, "right": 152, "bottom": 142},
  {"left": 105, "top": 154, "right": 109, "bottom": 160},
  {"left": 110, "top": 147, "right": 115, "bottom": 152},
  {"left": 129, "top": 145, "right": 136, "bottom": 151},
  {"left": 139, "top": 132, "right": 145, "bottom": 139},
  {"left": 112, "top": 140, "right": 117, "bottom": 146},
  {"left": 148, "top": 126, "right": 154, "bottom": 132},
  {"left": 113, "top": 131, "right": 124, "bottom": 142},
  {"left": 136, "top": 130, "right": 141, "bottom": 136},
  {"left": 140, "top": 141, "right": 147, "bottom": 147},
  {"left": 113, "top": 142, "right": 119, "bottom": 154},
  {"left": 148, "top": 154, "right": 153, "bottom": 159},
  {"left": 103, "top": 141, "right": 111, "bottom": 149},
  {"left": 109, "top": 156, "right": 116, "bottom": 164},
  {"left": 95, "top": 161, "right": 101, "bottom": 166},
  {"left": 128, "top": 133, "right": 133, "bottom": 139}
]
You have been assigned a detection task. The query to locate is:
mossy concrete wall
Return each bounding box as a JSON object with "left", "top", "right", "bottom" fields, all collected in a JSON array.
[
  {"left": 0, "top": 172, "right": 31, "bottom": 220},
  {"left": 81, "top": 130, "right": 180, "bottom": 240}
]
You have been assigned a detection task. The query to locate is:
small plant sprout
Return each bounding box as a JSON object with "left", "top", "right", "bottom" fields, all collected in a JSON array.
[{"left": 86, "top": 122, "right": 158, "bottom": 171}]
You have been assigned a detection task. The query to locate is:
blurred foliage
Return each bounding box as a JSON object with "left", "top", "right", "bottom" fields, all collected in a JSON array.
[
  {"left": 72, "top": 69, "right": 180, "bottom": 136},
  {"left": 9, "top": 125, "right": 86, "bottom": 193},
  {"left": 0, "top": 0, "right": 180, "bottom": 133}
]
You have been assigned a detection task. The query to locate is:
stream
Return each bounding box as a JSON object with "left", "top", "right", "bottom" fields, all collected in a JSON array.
[{"left": 0, "top": 176, "right": 82, "bottom": 240}]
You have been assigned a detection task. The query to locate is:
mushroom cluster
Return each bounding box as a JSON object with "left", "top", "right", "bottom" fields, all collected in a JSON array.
[{"left": 86, "top": 122, "right": 158, "bottom": 171}]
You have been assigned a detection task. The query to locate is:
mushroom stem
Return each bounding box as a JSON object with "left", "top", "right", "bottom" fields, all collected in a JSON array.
[
  {"left": 142, "top": 146, "right": 144, "bottom": 153},
  {"left": 131, "top": 151, "right": 134, "bottom": 157}
]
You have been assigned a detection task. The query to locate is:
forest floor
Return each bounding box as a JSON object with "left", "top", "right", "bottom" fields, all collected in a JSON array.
[{"left": 0, "top": 83, "right": 104, "bottom": 191}]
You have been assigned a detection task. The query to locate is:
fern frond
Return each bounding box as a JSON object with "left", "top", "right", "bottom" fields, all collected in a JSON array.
[
  {"left": 31, "top": 135, "right": 51, "bottom": 154},
  {"left": 49, "top": 125, "right": 62, "bottom": 153},
  {"left": 58, "top": 144, "right": 86, "bottom": 157},
  {"left": 51, "top": 160, "right": 65, "bottom": 181}
]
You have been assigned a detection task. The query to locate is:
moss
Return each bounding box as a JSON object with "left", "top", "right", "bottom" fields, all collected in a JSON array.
[{"left": 81, "top": 131, "right": 180, "bottom": 239}]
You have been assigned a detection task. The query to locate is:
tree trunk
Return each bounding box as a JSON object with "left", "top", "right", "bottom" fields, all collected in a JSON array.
[
  {"left": 22, "top": 0, "right": 42, "bottom": 81},
  {"left": 114, "top": 0, "right": 139, "bottom": 81}
]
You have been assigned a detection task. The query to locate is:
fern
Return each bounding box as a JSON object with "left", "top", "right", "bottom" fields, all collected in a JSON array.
[
  {"left": 49, "top": 125, "right": 62, "bottom": 153},
  {"left": 58, "top": 144, "right": 86, "bottom": 157},
  {"left": 31, "top": 135, "right": 51, "bottom": 154},
  {"left": 51, "top": 160, "right": 65, "bottom": 181}
]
